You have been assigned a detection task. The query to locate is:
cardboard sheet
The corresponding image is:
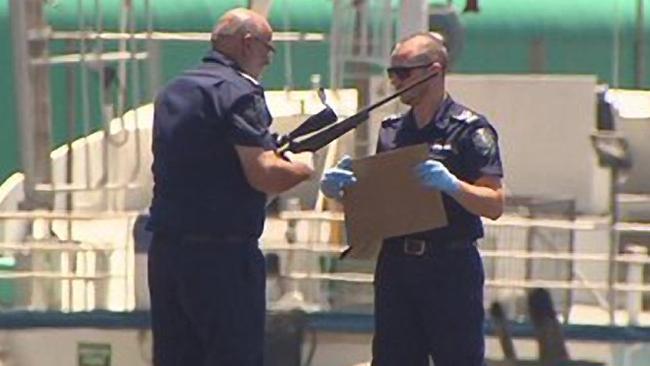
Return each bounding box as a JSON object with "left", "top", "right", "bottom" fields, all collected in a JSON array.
[{"left": 341, "top": 144, "right": 448, "bottom": 259}]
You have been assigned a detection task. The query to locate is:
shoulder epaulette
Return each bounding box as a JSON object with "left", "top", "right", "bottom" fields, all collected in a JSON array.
[
  {"left": 450, "top": 109, "right": 480, "bottom": 124},
  {"left": 380, "top": 113, "right": 403, "bottom": 127}
]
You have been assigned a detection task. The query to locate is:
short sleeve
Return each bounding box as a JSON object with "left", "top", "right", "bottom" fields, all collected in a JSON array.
[
  {"left": 462, "top": 125, "right": 504, "bottom": 178},
  {"left": 227, "top": 94, "right": 277, "bottom": 150}
]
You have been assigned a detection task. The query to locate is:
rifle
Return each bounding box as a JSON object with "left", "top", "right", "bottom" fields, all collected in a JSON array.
[{"left": 276, "top": 69, "right": 440, "bottom": 155}]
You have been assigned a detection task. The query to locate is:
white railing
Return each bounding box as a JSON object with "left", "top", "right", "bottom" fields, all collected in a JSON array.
[
  {"left": 262, "top": 212, "right": 650, "bottom": 325},
  {"left": 0, "top": 210, "right": 140, "bottom": 312},
  {"left": 0, "top": 209, "right": 647, "bottom": 326}
]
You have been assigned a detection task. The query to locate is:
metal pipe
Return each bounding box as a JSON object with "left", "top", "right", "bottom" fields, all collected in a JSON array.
[
  {"left": 65, "top": 40, "right": 77, "bottom": 239},
  {"left": 78, "top": 0, "right": 94, "bottom": 190},
  {"left": 30, "top": 51, "right": 148, "bottom": 65},
  {"left": 125, "top": 215, "right": 135, "bottom": 309},
  {"left": 635, "top": 0, "right": 646, "bottom": 88},
  {"left": 612, "top": 0, "right": 621, "bottom": 88},
  {"left": 381, "top": 0, "right": 392, "bottom": 61},
  {"left": 64, "top": 39, "right": 78, "bottom": 311},
  {"left": 282, "top": 0, "right": 293, "bottom": 89},
  {"left": 46, "top": 30, "right": 326, "bottom": 42},
  {"left": 97, "top": 0, "right": 110, "bottom": 194},
  {"left": 144, "top": 0, "right": 159, "bottom": 99},
  {"left": 100, "top": 0, "right": 130, "bottom": 148},
  {"left": 625, "top": 245, "right": 647, "bottom": 326},
  {"left": 10, "top": 0, "right": 53, "bottom": 209},
  {"left": 607, "top": 167, "right": 620, "bottom": 325},
  {"left": 399, "top": 0, "right": 429, "bottom": 39},
  {"left": 248, "top": 0, "right": 274, "bottom": 16},
  {"left": 329, "top": 0, "right": 342, "bottom": 89},
  {"left": 127, "top": 0, "right": 143, "bottom": 187},
  {"left": 10, "top": 0, "right": 36, "bottom": 206},
  {"left": 117, "top": 0, "right": 129, "bottom": 117},
  {"left": 359, "top": 0, "right": 368, "bottom": 58}
]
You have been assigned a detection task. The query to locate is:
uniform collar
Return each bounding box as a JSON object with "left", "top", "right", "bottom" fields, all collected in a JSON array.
[
  {"left": 202, "top": 49, "right": 261, "bottom": 86},
  {"left": 432, "top": 95, "right": 455, "bottom": 129},
  {"left": 405, "top": 94, "right": 454, "bottom": 131},
  {"left": 202, "top": 49, "right": 238, "bottom": 68},
  {"left": 238, "top": 71, "right": 261, "bottom": 86}
]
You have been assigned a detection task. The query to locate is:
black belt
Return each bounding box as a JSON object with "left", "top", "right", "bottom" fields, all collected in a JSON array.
[
  {"left": 382, "top": 237, "right": 475, "bottom": 257},
  {"left": 183, "top": 234, "right": 257, "bottom": 244},
  {"left": 153, "top": 231, "right": 256, "bottom": 245}
]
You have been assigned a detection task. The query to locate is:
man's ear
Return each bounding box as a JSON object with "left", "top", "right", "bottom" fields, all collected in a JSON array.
[{"left": 241, "top": 33, "right": 254, "bottom": 53}]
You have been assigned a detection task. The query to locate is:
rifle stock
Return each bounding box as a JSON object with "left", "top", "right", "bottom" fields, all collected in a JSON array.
[{"left": 283, "top": 111, "right": 370, "bottom": 153}]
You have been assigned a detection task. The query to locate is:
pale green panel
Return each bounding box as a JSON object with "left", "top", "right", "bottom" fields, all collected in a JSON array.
[{"left": 0, "top": 0, "right": 19, "bottom": 181}]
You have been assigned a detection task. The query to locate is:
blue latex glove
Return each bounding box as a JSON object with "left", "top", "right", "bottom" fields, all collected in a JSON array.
[
  {"left": 415, "top": 159, "right": 461, "bottom": 194},
  {"left": 320, "top": 155, "right": 357, "bottom": 200}
]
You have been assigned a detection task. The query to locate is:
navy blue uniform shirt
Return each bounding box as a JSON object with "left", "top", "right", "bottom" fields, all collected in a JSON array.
[
  {"left": 377, "top": 96, "right": 504, "bottom": 243},
  {"left": 147, "top": 50, "right": 277, "bottom": 238}
]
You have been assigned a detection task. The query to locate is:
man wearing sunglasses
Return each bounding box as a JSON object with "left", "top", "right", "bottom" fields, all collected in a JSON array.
[
  {"left": 321, "top": 32, "right": 505, "bottom": 366},
  {"left": 147, "top": 8, "right": 313, "bottom": 366}
]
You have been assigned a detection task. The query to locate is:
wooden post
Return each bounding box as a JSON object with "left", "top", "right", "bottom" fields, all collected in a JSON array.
[
  {"left": 489, "top": 302, "right": 518, "bottom": 366},
  {"left": 625, "top": 245, "right": 648, "bottom": 326},
  {"left": 528, "top": 288, "right": 570, "bottom": 366}
]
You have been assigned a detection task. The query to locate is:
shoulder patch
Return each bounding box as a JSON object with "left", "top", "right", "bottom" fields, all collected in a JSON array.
[
  {"left": 471, "top": 127, "right": 497, "bottom": 157},
  {"left": 452, "top": 109, "right": 480, "bottom": 124}
]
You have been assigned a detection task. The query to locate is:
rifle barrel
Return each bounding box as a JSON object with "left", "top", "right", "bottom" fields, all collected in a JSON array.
[
  {"left": 361, "top": 70, "right": 439, "bottom": 115},
  {"left": 279, "top": 69, "right": 439, "bottom": 154}
]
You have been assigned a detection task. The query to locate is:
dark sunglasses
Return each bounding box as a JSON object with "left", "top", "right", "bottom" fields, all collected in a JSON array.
[{"left": 386, "top": 62, "right": 433, "bottom": 80}]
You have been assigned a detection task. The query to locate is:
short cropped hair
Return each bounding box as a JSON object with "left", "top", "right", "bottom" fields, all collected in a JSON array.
[{"left": 395, "top": 31, "right": 449, "bottom": 71}]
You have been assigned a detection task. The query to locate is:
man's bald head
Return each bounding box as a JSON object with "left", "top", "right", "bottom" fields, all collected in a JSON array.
[
  {"left": 210, "top": 8, "right": 274, "bottom": 79},
  {"left": 391, "top": 32, "right": 449, "bottom": 72},
  {"left": 211, "top": 8, "right": 272, "bottom": 49},
  {"left": 387, "top": 32, "right": 448, "bottom": 107}
]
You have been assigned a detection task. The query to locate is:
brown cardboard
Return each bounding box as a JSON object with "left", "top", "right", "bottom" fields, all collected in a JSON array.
[{"left": 341, "top": 144, "right": 448, "bottom": 259}]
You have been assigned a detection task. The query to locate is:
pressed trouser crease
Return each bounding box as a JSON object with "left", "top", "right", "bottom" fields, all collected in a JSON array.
[
  {"left": 372, "top": 242, "right": 485, "bottom": 366},
  {"left": 149, "top": 233, "right": 266, "bottom": 366}
]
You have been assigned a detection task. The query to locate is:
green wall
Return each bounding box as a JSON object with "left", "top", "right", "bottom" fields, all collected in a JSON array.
[
  {"left": 1, "top": 0, "right": 649, "bottom": 183},
  {"left": 454, "top": 0, "right": 649, "bottom": 87},
  {"left": 0, "top": 1, "right": 17, "bottom": 183}
]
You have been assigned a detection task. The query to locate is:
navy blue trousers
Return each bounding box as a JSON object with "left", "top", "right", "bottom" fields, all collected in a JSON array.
[
  {"left": 148, "top": 232, "right": 266, "bottom": 366},
  {"left": 371, "top": 241, "right": 485, "bottom": 366}
]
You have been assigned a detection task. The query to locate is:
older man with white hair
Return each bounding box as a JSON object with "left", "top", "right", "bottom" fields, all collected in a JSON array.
[{"left": 147, "top": 8, "right": 313, "bottom": 366}]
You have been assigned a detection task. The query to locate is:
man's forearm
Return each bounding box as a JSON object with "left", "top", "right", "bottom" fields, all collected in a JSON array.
[
  {"left": 236, "top": 146, "right": 314, "bottom": 195},
  {"left": 260, "top": 155, "right": 313, "bottom": 194},
  {"left": 452, "top": 181, "right": 504, "bottom": 220}
]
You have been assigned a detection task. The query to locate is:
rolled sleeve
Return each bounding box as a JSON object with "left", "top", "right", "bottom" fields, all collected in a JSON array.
[{"left": 228, "top": 94, "right": 277, "bottom": 150}]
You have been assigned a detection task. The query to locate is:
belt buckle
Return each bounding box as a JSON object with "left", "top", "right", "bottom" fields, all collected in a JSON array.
[{"left": 403, "top": 239, "right": 426, "bottom": 256}]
